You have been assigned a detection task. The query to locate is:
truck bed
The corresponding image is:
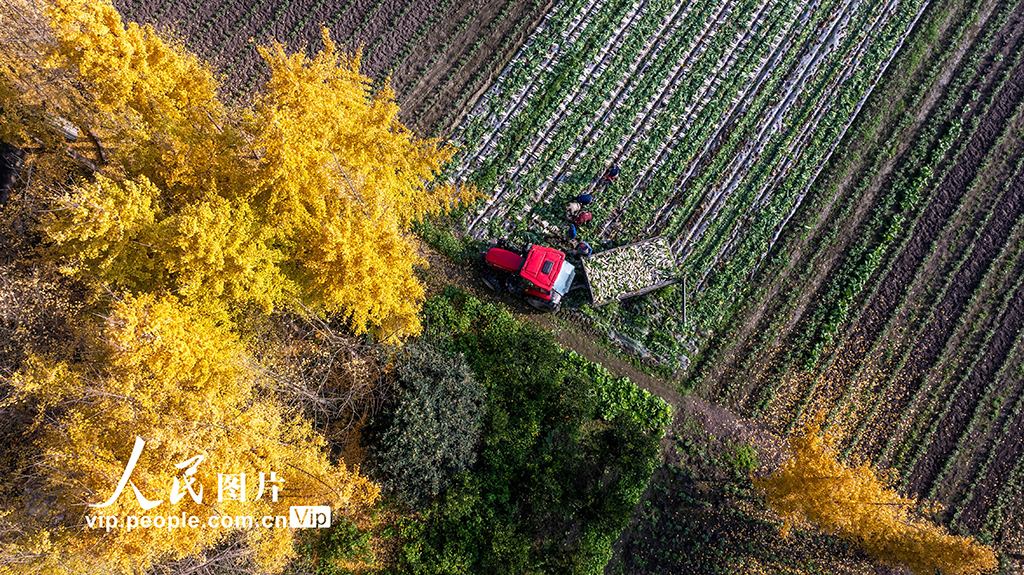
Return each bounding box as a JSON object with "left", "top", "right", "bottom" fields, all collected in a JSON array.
[{"left": 580, "top": 236, "right": 679, "bottom": 306}]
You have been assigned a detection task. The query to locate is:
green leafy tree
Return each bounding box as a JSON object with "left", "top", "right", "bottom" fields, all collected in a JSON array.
[
  {"left": 399, "top": 289, "right": 664, "bottom": 574},
  {"left": 370, "top": 345, "right": 485, "bottom": 505}
]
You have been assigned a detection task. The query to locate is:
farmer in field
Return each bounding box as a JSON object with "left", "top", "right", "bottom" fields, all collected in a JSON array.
[
  {"left": 602, "top": 164, "right": 619, "bottom": 184},
  {"left": 566, "top": 189, "right": 594, "bottom": 239},
  {"left": 576, "top": 241, "right": 593, "bottom": 257},
  {"left": 565, "top": 202, "right": 593, "bottom": 223},
  {"left": 565, "top": 212, "right": 592, "bottom": 239},
  {"left": 566, "top": 190, "right": 594, "bottom": 219}
]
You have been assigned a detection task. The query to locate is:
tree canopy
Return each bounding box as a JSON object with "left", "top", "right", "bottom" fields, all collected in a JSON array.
[
  {"left": 4, "top": 0, "right": 473, "bottom": 341},
  {"left": 369, "top": 345, "right": 485, "bottom": 506},
  {"left": 4, "top": 293, "right": 380, "bottom": 573},
  {"left": 754, "top": 421, "right": 997, "bottom": 575}
]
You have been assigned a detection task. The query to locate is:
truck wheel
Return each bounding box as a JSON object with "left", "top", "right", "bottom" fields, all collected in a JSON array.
[
  {"left": 525, "top": 296, "right": 557, "bottom": 313},
  {"left": 481, "top": 272, "right": 501, "bottom": 292}
]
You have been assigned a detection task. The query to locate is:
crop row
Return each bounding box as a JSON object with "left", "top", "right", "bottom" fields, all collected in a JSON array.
[
  {"left": 664, "top": 0, "right": 927, "bottom": 349},
  {"left": 375, "top": 0, "right": 456, "bottom": 85},
  {"left": 431, "top": 2, "right": 542, "bottom": 136},
  {"left": 974, "top": 355, "right": 1024, "bottom": 541},
  {"left": 452, "top": 0, "right": 925, "bottom": 347},
  {"left": 468, "top": 0, "right": 644, "bottom": 192},
  {"left": 458, "top": 0, "right": 782, "bottom": 201},
  {"left": 857, "top": 40, "right": 1024, "bottom": 461},
  {"left": 665, "top": 0, "right": 901, "bottom": 262},
  {"left": 947, "top": 332, "right": 1024, "bottom": 533},
  {"left": 837, "top": 93, "right": 1022, "bottom": 462},
  {"left": 693, "top": 0, "right": 969, "bottom": 403},
  {"left": 463, "top": 0, "right": 665, "bottom": 230},
  {"left": 630, "top": 0, "right": 913, "bottom": 372},
  {"left": 409, "top": 0, "right": 525, "bottom": 130},
  {"left": 753, "top": 0, "right": 1005, "bottom": 418},
  {"left": 585, "top": 0, "right": 802, "bottom": 235},
  {"left": 796, "top": 0, "right": 1018, "bottom": 374},
  {"left": 695, "top": 0, "right": 990, "bottom": 410},
  {"left": 884, "top": 168, "right": 1024, "bottom": 473},
  {"left": 483, "top": 0, "right": 695, "bottom": 206},
  {"left": 924, "top": 298, "right": 1024, "bottom": 506},
  {"left": 811, "top": 107, "right": 996, "bottom": 437},
  {"left": 364, "top": 0, "right": 418, "bottom": 61},
  {"left": 749, "top": 0, "right": 1014, "bottom": 418},
  {"left": 448, "top": 0, "right": 615, "bottom": 208},
  {"left": 399, "top": 7, "right": 481, "bottom": 100},
  {"left": 897, "top": 245, "right": 1024, "bottom": 492}
]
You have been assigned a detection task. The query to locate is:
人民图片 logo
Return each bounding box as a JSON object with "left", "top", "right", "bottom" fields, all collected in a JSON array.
[{"left": 84, "top": 436, "right": 330, "bottom": 530}]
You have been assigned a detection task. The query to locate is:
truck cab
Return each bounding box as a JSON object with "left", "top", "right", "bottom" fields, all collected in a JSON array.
[{"left": 480, "top": 243, "right": 576, "bottom": 312}]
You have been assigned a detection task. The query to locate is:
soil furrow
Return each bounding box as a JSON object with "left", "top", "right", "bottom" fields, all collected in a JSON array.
[
  {"left": 941, "top": 333, "right": 1024, "bottom": 519},
  {"left": 691, "top": 0, "right": 993, "bottom": 406},
  {"left": 907, "top": 260, "right": 1024, "bottom": 495},
  {"left": 957, "top": 391, "right": 1024, "bottom": 531},
  {"left": 853, "top": 42, "right": 1024, "bottom": 459},
  {"left": 802, "top": 8, "right": 1024, "bottom": 420}
]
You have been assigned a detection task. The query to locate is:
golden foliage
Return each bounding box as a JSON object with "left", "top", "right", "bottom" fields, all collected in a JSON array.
[
  {"left": 13, "top": 0, "right": 468, "bottom": 341},
  {"left": 3, "top": 293, "right": 380, "bottom": 574},
  {"left": 44, "top": 0, "right": 219, "bottom": 127},
  {"left": 246, "top": 30, "right": 470, "bottom": 340},
  {"left": 42, "top": 174, "right": 163, "bottom": 291},
  {"left": 754, "top": 421, "right": 997, "bottom": 575}
]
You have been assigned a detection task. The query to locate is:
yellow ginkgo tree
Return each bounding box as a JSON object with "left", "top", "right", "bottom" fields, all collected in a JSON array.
[
  {"left": 754, "top": 420, "right": 997, "bottom": 575},
  {"left": 4, "top": 293, "right": 380, "bottom": 574},
  {"left": 16, "top": 0, "right": 474, "bottom": 341}
]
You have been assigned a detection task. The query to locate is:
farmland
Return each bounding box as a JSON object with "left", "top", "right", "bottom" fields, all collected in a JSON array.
[
  {"left": 112, "top": 0, "right": 553, "bottom": 132},
  {"left": 689, "top": 0, "right": 1024, "bottom": 548},
  {"left": 438, "top": 0, "right": 934, "bottom": 373},
  {"left": 11, "top": 0, "right": 1024, "bottom": 569}
]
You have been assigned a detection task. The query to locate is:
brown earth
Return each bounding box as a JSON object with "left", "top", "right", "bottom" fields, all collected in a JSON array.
[
  {"left": 903, "top": 159, "right": 1024, "bottom": 496},
  {"left": 851, "top": 23, "right": 1024, "bottom": 461},
  {"left": 677, "top": 0, "right": 1024, "bottom": 537},
  {"left": 113, "top": 0, "right": 552, "bottom": 136}
]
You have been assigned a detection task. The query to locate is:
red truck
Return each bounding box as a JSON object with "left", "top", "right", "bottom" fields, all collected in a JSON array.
[
  {"left": 478, "top": 236, "right": 680, "bottom": 312},
  {"left": 478, "top": 240, "right": 577, "bottom": 312}
]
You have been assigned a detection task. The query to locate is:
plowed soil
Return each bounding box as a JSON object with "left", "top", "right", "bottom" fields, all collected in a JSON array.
[
  {"left": 683, "top": 0, "right": 1024, "bottom": 541},
  {"left": 689, "top": 0, "right": 991, "bottom": 408},
  {"left": 113, "top": 0, "right": 552, "bottom": 135},
  {"left": 853, "top": 45, "right": 1024, "bottom": 460}
]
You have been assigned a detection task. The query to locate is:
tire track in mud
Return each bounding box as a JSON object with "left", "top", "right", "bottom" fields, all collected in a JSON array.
[{"left": 852, "top": 42, "right": 1024, "bottom": 461}]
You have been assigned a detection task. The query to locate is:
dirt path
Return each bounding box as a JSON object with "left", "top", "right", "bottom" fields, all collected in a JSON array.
[
  {"left": 413, "top": 240, "right": 795, "bottom": 473},
  {"left": 417, "top": 242, "right": 685, "bottom": 407}
]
